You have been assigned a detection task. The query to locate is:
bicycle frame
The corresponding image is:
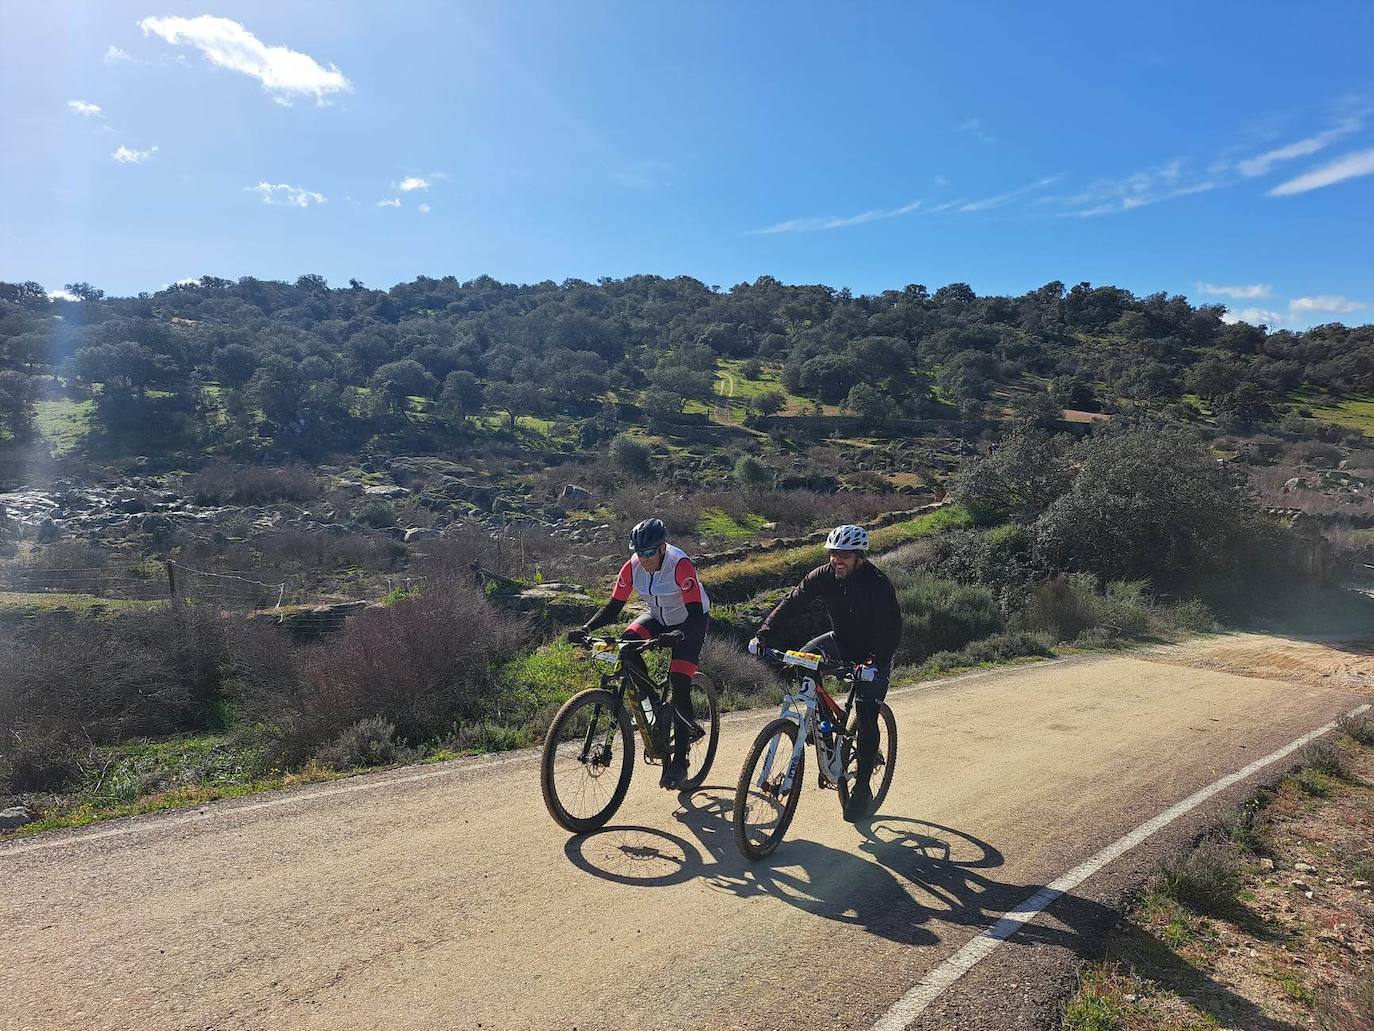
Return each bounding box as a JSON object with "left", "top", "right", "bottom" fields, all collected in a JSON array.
[
  {"left": 757, "top": 649, "right": 858, "bottom": 794},
  {"left": 582, "top": 636, "right": 674, "bottom": 764}
]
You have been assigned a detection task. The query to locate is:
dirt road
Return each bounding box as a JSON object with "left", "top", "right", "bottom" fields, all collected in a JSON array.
[{"left": 4, "top": 634, "right": 1371, "bottom": 1031}]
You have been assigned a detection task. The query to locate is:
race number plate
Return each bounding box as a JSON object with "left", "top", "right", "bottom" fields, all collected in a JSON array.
[
  {"left": 591, "top": 642, "right": 621, "bottom": 671},
  {"left": 782, "top": 650, "right": 822, "bottom": 670}
]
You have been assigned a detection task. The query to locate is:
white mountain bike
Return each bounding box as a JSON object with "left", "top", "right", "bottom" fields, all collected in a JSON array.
[{"left": 732, "top": 645, "right": 897, "bottom": 860}]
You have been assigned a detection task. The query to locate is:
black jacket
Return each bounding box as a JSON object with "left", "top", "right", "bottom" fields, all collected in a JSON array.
[{"left": 758, "top": 560, "right": 902, "bottom": 665}]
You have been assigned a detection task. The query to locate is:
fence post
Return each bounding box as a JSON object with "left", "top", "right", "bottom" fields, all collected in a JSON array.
[{"left": 165, "top": 560, "right": 183, "bottom": 609}]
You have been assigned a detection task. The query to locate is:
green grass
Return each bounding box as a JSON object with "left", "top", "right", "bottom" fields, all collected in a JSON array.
[
  {"left": 1304, "top": 396, "right": 1374, "bottom": 436},
  {"left": 701, "top": 504, "right": 971, "bottom": 602},
  {"left": 32, "top": 398, "right": 94, "bottom": 454},
  {"left": 0, "top": 591, "right": 167, "bottom": 618},
  {"left": 697, "top": 507, "right": 769, "bottom": 540}
]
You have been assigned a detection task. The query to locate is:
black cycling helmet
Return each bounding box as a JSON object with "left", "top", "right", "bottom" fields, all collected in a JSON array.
[{"left": 629, "top": 517, "right": 668, "bottom": 556}]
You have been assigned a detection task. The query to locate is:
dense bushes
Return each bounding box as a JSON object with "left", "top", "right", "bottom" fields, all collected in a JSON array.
[
  {"left": 955, "top": 425, "right": 1291, "bottom": 595},
  {"left": 886, "top": 567, "right": 1002, "bottom": 663},
  {"left": 0, "top": 606, "right": 250, "bottom": 791},
  {"left": 243, "top": 581, "right": 529, "bottom": 760}
]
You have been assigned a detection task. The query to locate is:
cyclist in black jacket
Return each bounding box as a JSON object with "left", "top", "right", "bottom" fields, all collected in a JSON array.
[{"left": 750, "top": 523, "right": 901, "bottom": 822}]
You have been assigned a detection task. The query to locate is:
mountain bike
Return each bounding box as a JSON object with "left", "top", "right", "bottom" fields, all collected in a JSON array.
[
  {"left": 540, "top": 631, "right": 721, "bottom": 833},
  {"left": 732, "top": 645, "right": 897, "bottom": 860}
]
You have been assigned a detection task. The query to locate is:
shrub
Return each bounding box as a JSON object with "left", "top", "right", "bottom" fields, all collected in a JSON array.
[
  {"left": 609, "top": 434, "right": 653, "bottom": 478},
  {"left": 1151, "top": 840, "right": 1244, "bottom": 914},
  {"left": 733, "top": 455, "right": 771, "bottom": 489},
  {"left": 188, "top": 460, "right": 318, "bottom": 505},
  {"left": 953, "top": 428, "right": 1074, "bottom": 524},
  {"left": 1033, "top": 425, "right": 1286, "bottom": 594},
  {"left": 698, "top": 635, "right": 785, "bottom": 710},
  {"left": 258, "top": 582, "right": 529, "bottom": 753},
  {"left": 888, "top": 568, "right": 1002, "bottom": 662},
  {"left": 1217, "top": 803, "right": 1269, "bottom": 855},
  {"left": 357, "top": 501, "right": 397, "bottom": 529},
  {"left": 316, "top": 717, "right": 411, "bottom": 770},
  {"left": 1338, "top": 713, "right": 1374, "bottom": 746},
  {"left": 1300, "top": 740, "right": 1355, "bottom": 781}
]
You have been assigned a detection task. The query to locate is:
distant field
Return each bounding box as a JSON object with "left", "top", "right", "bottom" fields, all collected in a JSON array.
[
  {"left": 33, "top": 399, "right": 94, "bottom": 454},
  {"left": 1304, "top": 396, "right": 1374, "bottom": 436}
]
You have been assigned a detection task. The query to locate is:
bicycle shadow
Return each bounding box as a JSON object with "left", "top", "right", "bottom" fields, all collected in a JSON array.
[{"left": 563, "top": 789, "right": 1297, "bottom": 1030}]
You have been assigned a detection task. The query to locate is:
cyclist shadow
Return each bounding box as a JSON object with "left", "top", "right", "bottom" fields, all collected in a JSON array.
[{"left": 562, "top": 794, "right": 1295, "bottom": 1031}]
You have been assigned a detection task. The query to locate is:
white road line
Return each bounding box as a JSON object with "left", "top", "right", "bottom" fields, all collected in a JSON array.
[
  {"left": 0, "top": 656, "right": 1075, "bottom": 859},
  {"left": 871, "top": 701, "right": 1372, "bottom": 1031}
]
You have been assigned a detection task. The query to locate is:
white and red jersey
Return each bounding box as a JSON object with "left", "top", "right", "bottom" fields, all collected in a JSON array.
[{"left": 611, "top": 544, "right": 710, "bottom": 627}]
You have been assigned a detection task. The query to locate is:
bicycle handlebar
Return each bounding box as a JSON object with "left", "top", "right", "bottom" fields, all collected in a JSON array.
[
  {"left": 755, "top": 644, "right": 862, "bottom": 679},
  {"left": 576, "top": 630, "right": 685, "bottom": 654}
]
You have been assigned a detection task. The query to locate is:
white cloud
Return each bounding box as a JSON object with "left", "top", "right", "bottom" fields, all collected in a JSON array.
[
  {"left": 67, "top": 100, "right": 103, "bottom": 117},
  {"left": 104, "top": 45, "right": 133, "bottom": 64},
  {"left": 245, "top": 182, "right": 327, "bottom": 207},
  {"left": 1237, "top": 110, "right": 1366, "bottom": 177},
  {"left": 1290, "top": 295, "right": 1365, "bottom": 314},
  {"left": 1055, "top": 160, "right": 1216, "bottom": 217},
  {"left": 1269, "top": 147, "right": 1374, "bottom": 196},
  {"left": 1220, "top": 294, "right": 1367, "bottom": 327},
  {"left": 112, "top": 144, "right": 157, "bottom": 163},
  {"left": 398, "top": 177, "right": 430, "bottom": 192},
  {"left": 957, "top": 118, "right": 997, "bottom": 144},
  {"left": 45, "top": 288, "right": 80, "bottom": 302},
  {"left": 417, "top": 203, "right": 432, "bottom": 214},
  {"left": 752, "top": 199, "right": 922, "bottom": 234},
  {"left": 377, "top": 197, "right": 402, "bottom": 208},
  {"left": 1221, "top": 307, "right": 1286, "bottom": 326},
  {"left": 1197, "top": 282, "right": 1271, "bottom": 300},
  {"left": 138, "top": 15, "right": 351, "bottom": 105},
  {"left": 957, "top": 175, "right": 1063, "bottom": 213}
]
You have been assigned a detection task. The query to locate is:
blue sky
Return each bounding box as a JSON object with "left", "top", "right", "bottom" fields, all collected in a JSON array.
[{"left": 2, "top": 1, "right": 1373, "bottom": 328}]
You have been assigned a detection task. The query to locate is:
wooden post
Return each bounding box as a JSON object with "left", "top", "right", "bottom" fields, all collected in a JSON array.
[{"left": 165, "top": 560, "right": 183, "bottom": 608}]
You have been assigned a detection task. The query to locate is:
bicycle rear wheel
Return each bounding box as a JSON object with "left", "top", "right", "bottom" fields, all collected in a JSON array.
[
  {"left": 541, "top": 688, "right": 635, "bottom": 833},
  {"left": 733, "top": 717, "right": 804, "bottom": 861},
  {"left": 837, "top": 701, "right": 898, "bottom": 819},
  {"left": 676, "top": 672, "right": 721, "bottom": 791}
]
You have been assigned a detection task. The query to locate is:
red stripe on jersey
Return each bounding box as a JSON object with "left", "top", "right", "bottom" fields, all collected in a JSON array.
[
  {"left": 674, "top": 558, "right": 703, "bottom": 604},
  {"left": 624, "top": 622, "right": 652, "bottom": 639},
  {"left": 611, "top": 559, "right": 634, "bottom": 602}
]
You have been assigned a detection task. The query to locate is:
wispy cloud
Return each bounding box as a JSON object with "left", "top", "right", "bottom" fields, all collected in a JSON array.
[
  {"left": 957, "top": 175, "right": 1063, "bottom": 213},
  {"left": 245, "top": 182, "right": 327, "bottom": 207},
  {"left": 1237, "top": 106, "right": 1368, "bottom": 177},
  {"left": 376, "top": 197, "right": 402, "bottom": 208},
  {"left": 417, "top": 203, "right": 432, "bottom": 214},
  {"left": 1269, "top": 146, "right": 1374, "bottom": 196},
  {"left": 139, "top": 15, "right": 351, "bottom": 105},
  {"left": 752, "top": 199, "right": 923, "bottom": 234},
  {"left": 957, "top": 118, "right": 997, "bottom": 144},
  {"left": 397, "top": 177, "right": 430, "bottom": 192},
  {"left": 104, "top": 45, "right": 133, "bottom": 65},
  {"left": 67, "top": 100, "right": 103, "bottom": 118},
  {"left": 1290, "top": 294, "right": 1365, "bottom": 314},
  {"left": 1053, "top": 160, "right": 1217, "bottom": 217},
  {"left": 1197, "top": 282, "right": 1271, "bottom": 300},
  {"left": 112, "top": 144, "right": 157, "bottom": 163}
]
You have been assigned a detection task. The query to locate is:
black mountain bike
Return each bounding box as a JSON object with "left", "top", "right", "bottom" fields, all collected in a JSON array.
[
  {"left": 732, "top": 645, "right": 898, "bottom": 860},
  {"left": 540, "top": 632, "right": 721, "bottom": 833}
]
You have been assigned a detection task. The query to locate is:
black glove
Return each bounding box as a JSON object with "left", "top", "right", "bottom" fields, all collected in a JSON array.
[{"left": 566, "top": 627, "right": 589, "bottom": 645}]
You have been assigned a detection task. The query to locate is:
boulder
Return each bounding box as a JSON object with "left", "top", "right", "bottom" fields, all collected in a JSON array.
[
  {"left": 0, "top": 805, "right": 36, "bottom": 831},
  {"left": 363, "top": 484, "right": 410, "bottom": 500},
  {"left": 558, "top": 484, "right": 594, "bottom": 507},
  {"left": 404, "top": 527, "right": 438, "bottom": 544}
]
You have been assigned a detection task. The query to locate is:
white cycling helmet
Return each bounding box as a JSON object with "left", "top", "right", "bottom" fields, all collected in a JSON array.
[{"left": 825, "top": 524, "right": 869, "bottom": 552}]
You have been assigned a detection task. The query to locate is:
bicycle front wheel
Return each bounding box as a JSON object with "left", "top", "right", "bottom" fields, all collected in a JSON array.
[
  {"left": 677, "top": 671, "right": 722, "bottom": 791},
  {"left": 541, "top": 688, "right": 635, "bottom": 833},
  {"left": 733, "top": 717, "right": 804, "bottom": 861}
]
